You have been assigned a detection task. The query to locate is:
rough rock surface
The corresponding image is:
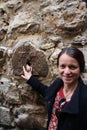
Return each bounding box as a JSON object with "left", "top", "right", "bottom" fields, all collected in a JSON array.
[{"left": 0, "top": 0, "right": 87, "bottom": 130}]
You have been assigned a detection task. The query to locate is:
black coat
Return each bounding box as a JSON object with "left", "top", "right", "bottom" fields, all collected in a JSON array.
[{"left": 27, "top": 76, "right": 87, "bottom": 130}]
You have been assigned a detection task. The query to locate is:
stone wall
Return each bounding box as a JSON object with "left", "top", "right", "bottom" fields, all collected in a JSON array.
[{"left": 0, "top": 0, "right": 87, "bottom": 130}]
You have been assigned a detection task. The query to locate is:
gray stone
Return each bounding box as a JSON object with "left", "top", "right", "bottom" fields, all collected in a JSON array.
[
  {"left": 0, "top": 107, "right": 14, "bottom": 127},
  {"left": 0, "top": 0, "right": 87, "bottom": 129}
]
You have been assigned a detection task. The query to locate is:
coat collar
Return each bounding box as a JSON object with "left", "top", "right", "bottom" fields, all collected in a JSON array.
[
  {"left": 47, "top": 77, "right": 85, "bottom": 114},
  {"left": 62, "top": 85, "right": 80, "bottom": 114},
  {"left": 62, "top": 78, "right": 84, "bottom": 114}
]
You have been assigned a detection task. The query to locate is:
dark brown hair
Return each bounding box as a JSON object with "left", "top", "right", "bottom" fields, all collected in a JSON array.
[{"left": 57, "top": 46, "right": 85, "bottom": 73}]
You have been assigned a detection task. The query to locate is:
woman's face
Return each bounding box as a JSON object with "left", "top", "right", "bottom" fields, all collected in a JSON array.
[{"left": 58, "top": 53, "right": 80, "bottom": 86}]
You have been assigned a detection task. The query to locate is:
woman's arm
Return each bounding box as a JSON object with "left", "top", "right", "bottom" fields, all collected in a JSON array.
[{"left": 21, "top": 64, "right": 48, "bottom": 97}]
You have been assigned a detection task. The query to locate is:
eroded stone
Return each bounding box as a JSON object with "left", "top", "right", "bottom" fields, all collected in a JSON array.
[{"left": 12, "top": 44, "right": 48, "bottom": 77}]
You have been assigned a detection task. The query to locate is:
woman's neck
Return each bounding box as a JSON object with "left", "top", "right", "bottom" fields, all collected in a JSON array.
[{"left": 63, "top": 82, "right": 78, "bottom": 101}]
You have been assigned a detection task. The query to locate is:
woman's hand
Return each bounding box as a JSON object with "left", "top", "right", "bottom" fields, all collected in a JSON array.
[{"left": 21, "top": 64, "right": 32, "bottom": 80}]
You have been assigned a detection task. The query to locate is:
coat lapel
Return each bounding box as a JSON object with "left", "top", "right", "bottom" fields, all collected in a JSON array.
[{"left": 62, "top": 86, "right": 80, "bottom": 114}]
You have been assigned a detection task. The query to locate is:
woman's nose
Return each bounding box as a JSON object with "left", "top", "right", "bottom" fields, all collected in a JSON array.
[{"left": 64, "top": 67, "right": 71, "bottom": 74}]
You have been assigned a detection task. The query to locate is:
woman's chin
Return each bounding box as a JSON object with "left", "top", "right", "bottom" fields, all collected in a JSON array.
[{"left": 62, "top": 79, "right": 73, "bottom": 85}]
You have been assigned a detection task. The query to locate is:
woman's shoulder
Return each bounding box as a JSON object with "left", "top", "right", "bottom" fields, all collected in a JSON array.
[
  {"left": 50, "top": 77, "right": 63, "bottom": 87},
  {"left": 80, "top": 81, "right": 87, "bottom": 103},
  {"left": 47, "top": 78, "right": 63, "bottom": 93}
]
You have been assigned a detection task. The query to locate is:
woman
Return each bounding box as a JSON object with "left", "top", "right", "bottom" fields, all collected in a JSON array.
[{"left": 21, "top": 46, "right": 87, "bottom": 130}]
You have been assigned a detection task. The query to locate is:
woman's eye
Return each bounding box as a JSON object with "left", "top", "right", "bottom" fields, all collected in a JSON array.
[
  {"left": 59, "top": 65, "right": 65, "bottom": 69},
  {"left": 69, "top": 65, "right": 78, "bottom": 70}
]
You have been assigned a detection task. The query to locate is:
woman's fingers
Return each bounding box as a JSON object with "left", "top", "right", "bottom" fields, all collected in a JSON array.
[
  {"left": 21, "top": 65, "right": 32, "bottom": 80},
  {"left": 26, "top": 64, "right": 32, "bottom": 72}
]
